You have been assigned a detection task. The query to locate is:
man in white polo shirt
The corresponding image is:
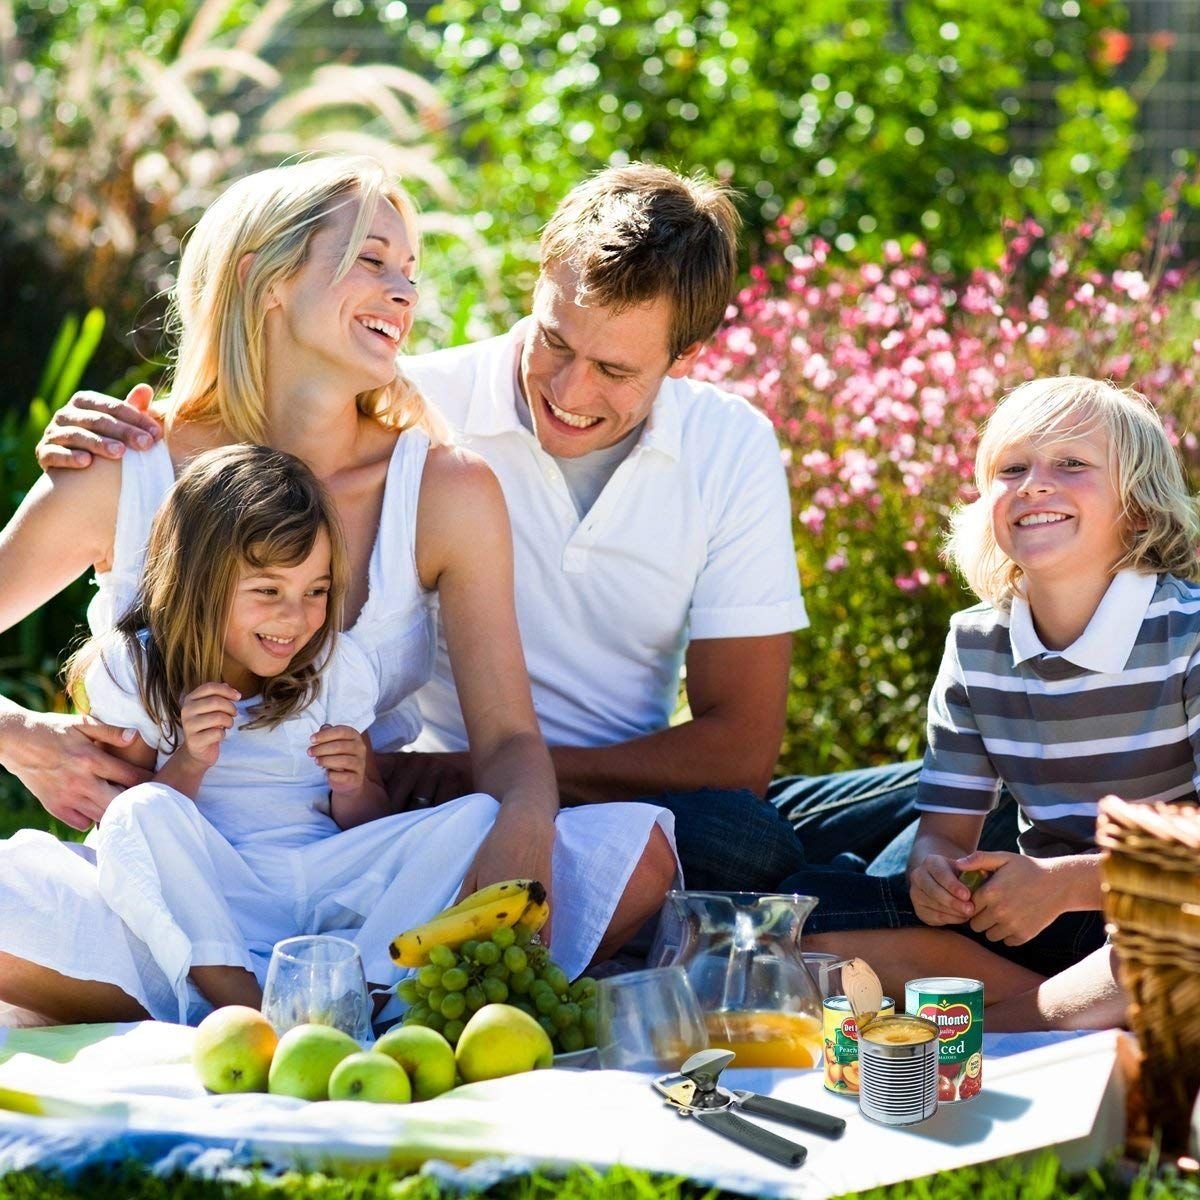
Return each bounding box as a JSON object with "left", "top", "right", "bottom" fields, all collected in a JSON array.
[{"left": 29, "top": 165, "right": 922, "bottom": 889}]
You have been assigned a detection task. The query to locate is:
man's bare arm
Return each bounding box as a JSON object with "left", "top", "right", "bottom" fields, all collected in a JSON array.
[
  {"left": 552, "top": 633, "right": 793, "bottom": 804},
  {"left": 36, "top": 384, "right": 162, "bottom": 470}
]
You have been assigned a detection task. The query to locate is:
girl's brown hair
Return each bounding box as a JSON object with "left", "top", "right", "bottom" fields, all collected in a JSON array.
[{"left": 67, "top": 445, "right": 348, "bottom": 743}]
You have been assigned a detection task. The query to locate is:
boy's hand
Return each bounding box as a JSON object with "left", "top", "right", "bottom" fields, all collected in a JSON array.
[
  {"left": 310, "top": 724, "right": 367, "bottom": 793},
  {"left": 178, "top": 683, "right": 239, "bottom": 768},
  {"left": 909, "top": 853, "right": 976, "bottom": 926},
  {"left": 955, "top": 850, "right": 1065, "bottom": 945}
]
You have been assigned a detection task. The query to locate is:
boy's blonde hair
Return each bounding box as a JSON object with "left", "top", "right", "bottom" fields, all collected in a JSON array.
[
  {"left": 166, "top": 155, "right": 448, "bottom": 444},
  {"left": 947, "top": 375, "right": 1200, "bottom": 608},
  {"left": 66, "top": 445, "right": 348, "bottom": 743}
]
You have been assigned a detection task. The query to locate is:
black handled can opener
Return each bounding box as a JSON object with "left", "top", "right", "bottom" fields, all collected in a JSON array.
[{"left": 652, "top": 1048, "right": 846, "bottom": 1169}]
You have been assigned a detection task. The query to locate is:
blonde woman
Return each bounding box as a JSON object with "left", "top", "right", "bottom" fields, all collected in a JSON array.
[{"left": 0, "top": 157, "right": 676, "bottom": 1026}]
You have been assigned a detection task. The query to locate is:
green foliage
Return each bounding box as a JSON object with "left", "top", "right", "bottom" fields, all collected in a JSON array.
[{"left": 375, "top": 0, "right": 1141, "bottom": 309}]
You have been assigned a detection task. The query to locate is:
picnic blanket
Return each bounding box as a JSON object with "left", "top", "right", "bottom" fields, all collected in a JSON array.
[{"left": 0, "top": 1022, "right": 1126, "bottom": 1198}]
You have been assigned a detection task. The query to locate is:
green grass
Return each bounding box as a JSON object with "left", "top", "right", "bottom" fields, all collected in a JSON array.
[{"left": 0, "top": 1157, "right": 1197, "bottom": 1200}]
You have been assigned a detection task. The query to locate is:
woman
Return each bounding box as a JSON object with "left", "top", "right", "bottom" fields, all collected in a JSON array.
[{"left": 0, "top": 156, "right": 677, "bottom": 1026}]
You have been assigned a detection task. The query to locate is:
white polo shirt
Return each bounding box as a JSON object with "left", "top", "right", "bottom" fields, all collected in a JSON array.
[{"left": 402, "top": 320, "right": 808, "bottom": 751}]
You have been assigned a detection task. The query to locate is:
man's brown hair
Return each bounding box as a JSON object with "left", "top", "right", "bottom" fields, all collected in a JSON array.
[{"left": 540, "top": 164, "right": 740, "bottom": 360}]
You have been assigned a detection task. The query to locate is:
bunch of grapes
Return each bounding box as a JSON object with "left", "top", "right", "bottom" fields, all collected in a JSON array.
[{"left": 394, "top": 925, "right": 597, "bottom": 1053}]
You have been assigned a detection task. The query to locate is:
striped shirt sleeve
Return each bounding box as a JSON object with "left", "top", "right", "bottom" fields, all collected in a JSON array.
[
  {"left": 916, "top": 627, "right": 1003, "bottom": 815},
  {"left": 1185, "top": 643, "right": 1200, "bottom": 793}
]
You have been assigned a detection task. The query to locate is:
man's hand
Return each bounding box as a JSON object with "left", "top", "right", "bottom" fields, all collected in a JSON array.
[
  {"left": 458, "top": 802, "right": 555, "bottom": 941},
  {"left": 908, "top": 853, "right": 976, "bottom": 927},
  {"left": 310, "top": 724, "right": 368, "bottom": 794},
  {"left": 178, "top": 683, "right": 239, "bottom": 769},
  {"left": 36, "top": 384, "right": 162, "bottom": 471},
  {"left": 384, "top": 750, "right": 474, "bottom": 812},
  {"left": 0, "top": 710, "right": 150, "bottom": 830},
  {"left": 956, "top": 850, "right": 1068, "bottom": 946}
]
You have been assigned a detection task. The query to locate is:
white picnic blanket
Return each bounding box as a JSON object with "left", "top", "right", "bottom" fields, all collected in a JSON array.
[{"left": 0, "top": 1022, "right": 1125, "bottom": 1197}]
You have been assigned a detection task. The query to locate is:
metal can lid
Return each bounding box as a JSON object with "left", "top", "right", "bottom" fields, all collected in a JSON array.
[
  {"left": 840, "top": 958, "right": 885, "bottom": 1031},
  {"left": 860, "top": 1014, "right": 939, "bottom": 1046},
  {"left": 904, "top": 976, "right": 984, "bottom": 994}
]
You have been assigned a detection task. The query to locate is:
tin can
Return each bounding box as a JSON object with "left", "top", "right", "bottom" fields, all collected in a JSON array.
[
  {"left": 822, "top": 994, "right": 894, "bottom": 1095},
  {"left": 904, "top": 976, "right": 984, "bottom": 1103},
  {"left": 857, "top": 1014, "right": 940, "bottom": 1126}
]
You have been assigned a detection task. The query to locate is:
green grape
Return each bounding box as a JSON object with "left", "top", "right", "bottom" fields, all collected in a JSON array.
[
  {"left": 483, "top": 963, "right": 509, "bottom": 982},
  {"left": 396, "top": 978, "right": 420, "bottom": 1004},
  {"left": 482, "top": 976, "right": 509, "bottom": 1004},
  {"left": 428, "top": 944, "right": 457, "bottom": 969},
  {"left": 441, "top": 967, "right": 469, "bottom": 992},
  {"left": 574, "top": 977, "right": 598, "bottom": 999},
  {"left": 464, "top": 985, "right": 486, "bottom": 1012},
  {"left": 542, "top": 966, "right": 569, "bottom": 995},
  {"left": 474, "top": 940, "right": 501, "bottom": 966},
  {"left": 529, "top": 979, "right": 554, "bottom": 999},
  {"left": 559, "top": 1026, "right": 586, "bottom": 1053},
  {"left": 581, "top": 1008, "right": 597, "bottom": 1045},
  {"left": 527, "top": 945, "right": 549, "bottom": 971},
  {"left": 538, "top": 1015, "right": 557, "bottom": 1041},
  {"left": 513, "top": 926, "right": 533, "bottom": 947},
  {"left": 551, "top": 1004, "right": 575, "bottom": 1031},
  {"left": 417, "top": 965, "right": 443, "bottom": 990},
  {"left": 509, "top": 966, "right": 536, "bottom": 995},
  {"left": 461, "top": 939, "right": 480, "bottom": 961},
  {"left": 491, "top": 926, "right": 516, "bottom": 950},
  {"left": 443, "top": 1018, "right": 465, "bottom": 1045},
  {"left": 427, "top": 987, "right": 447, "bottom": 1012},
  {"left": 511, "top": 998, "right": 537, "bottom": 1018},
  {"left": 502, "top": 946, "right": 528, "bottom": 973},
  {"left": 423, "top": 1011, "right": 447, "bottom": 1033},
  {"left": 408, "top": 1002, "right": 432, "bottom": 1024},
  {"left": 441, "top": 991, "right": 466, "bottom": 1020},
  {"left": 534, "top": 990, "right": 558, "bottom": 1016}
]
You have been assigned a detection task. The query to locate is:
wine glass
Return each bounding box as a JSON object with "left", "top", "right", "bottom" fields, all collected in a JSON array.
[
  {"left": 261, "top": 935, "right": 372, "bottom": 1043},
  {"left": 594, "top": 966, "right": 709, "bottom": 1071}
]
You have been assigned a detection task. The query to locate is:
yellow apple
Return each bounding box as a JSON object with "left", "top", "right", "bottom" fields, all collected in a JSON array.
[
  {"left": 192, "top": 1005, "right": 278, "bottom": 1094},
  {"left": 373, "top": 1025, "right": 457, "bottom": 1101},
  {"left": 455, "top": 1003, "right": 554, "bottom": 1083},
  {"left": 328, "top": 1051, "right": 411, "bottom": 1103},
  {"left": 267, "top": 1023, "right": 360, "bottom": 1101}
]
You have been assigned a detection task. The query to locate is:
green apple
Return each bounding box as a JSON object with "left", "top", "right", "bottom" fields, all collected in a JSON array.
[
  {"left": 192, "top": 1005, "right": 278, "bottom": 1094},
  {"left": 328, "top": 1051, "right": 412, "bottom": 1103},
  {"left": 455, "top": 1003, "right": 554, "bottom": 1083},
  {"left": 267, "top": 1023, "right": 360, "bottom": 1101},
  {"left": 373, "top": 1026, "right": 457, "bottom": 1101}
]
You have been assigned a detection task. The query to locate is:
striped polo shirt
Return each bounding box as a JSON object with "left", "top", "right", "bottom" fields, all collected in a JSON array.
[{"left": 916, "top": 570, "right": 1200, "bottom": 857}]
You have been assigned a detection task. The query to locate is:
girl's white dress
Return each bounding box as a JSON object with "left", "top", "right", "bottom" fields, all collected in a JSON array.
[{"left": 0, "top": 433, "right": 677, "bottom": 1026}]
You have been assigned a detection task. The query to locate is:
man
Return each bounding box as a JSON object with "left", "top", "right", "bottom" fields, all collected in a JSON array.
[{"left": 21, "top": 164, "right": 919, "bottom": 887}]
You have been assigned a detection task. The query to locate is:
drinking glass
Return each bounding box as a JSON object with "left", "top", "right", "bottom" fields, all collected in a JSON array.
[
  {"left": 594, "top": 966, "right": 709, "bottom": 1072},
  {"left": 803, "top": 951, "right": 845, "bottom": 998},
  {"left": 261, "top": 935, "right": 372, "bottom": 1042}
]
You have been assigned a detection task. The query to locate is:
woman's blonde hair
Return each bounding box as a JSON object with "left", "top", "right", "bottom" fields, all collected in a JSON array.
[
  {"left": 947, "top": 375, "right": 1200, "bottom": 608},
  {"left": 66, "top": 445, "right": 349, "bottom": 743},
  {"left": 165, "top": 155, "right": 448, "bottom": 444}
]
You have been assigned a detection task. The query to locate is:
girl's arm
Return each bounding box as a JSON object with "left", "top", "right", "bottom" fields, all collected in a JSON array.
[
  {"left": 313, "top": 727, "right": 389, "bottom": 829},
  {"left": 415, "top": 445, "right": 558, "bottom": 897}
]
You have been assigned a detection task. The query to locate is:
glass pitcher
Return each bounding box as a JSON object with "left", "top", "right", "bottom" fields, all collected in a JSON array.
[{"left": 649, "top": 890, "right": 823, "bottom": 1069}]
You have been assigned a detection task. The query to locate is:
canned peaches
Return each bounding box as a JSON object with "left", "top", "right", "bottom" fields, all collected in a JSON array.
[{"left": 822, "top": 994, "right": 894, "bottom": 1095}]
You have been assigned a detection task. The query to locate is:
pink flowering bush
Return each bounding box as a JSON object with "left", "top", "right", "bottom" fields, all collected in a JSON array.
[{"left": 696, "top": 216, "right": 1200, "bottom": 775}]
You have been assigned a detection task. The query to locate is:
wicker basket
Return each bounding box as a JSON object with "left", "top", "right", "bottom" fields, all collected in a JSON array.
[{"left": 1096, "top": 795, "right": 1200, "bottom": 1153}]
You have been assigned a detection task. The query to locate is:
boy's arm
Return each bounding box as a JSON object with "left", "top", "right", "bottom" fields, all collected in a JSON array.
[{"left": 907, "top": 809, "right": 987, "bottom": 926}]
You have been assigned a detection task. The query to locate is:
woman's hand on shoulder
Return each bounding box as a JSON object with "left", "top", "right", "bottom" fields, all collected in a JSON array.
[{"left": 36, "top": 384, "right": 162, "bottom": 470}]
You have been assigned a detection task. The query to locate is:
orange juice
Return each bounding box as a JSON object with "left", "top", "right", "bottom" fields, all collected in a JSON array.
[{"left": 704, "top": 1010, "right": 822, "bottom": 1069}]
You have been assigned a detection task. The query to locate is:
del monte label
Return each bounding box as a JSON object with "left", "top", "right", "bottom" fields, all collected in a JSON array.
[{"left": 918, "top": 1000, "right": 973, "bottom": 1042}]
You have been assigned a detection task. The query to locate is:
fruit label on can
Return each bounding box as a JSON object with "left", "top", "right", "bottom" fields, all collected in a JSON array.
[
  {"left": 822, "top": 995, "right": 893, "bottom": 1095},
  {"left": 904, "top": 979, "right": 984, "bottom": 1103}
]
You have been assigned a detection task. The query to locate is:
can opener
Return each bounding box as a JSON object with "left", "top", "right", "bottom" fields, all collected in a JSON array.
[{"left": 652, "top": 1048, "right": 846, "bottom": 1169}]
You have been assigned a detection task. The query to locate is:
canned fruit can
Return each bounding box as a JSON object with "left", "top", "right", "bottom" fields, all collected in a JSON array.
[
  {"left": 822, "top": 995, "right": 894, "bottom": 1095},
  {"left": 905, "top": 976, "right": 984, "bottom": 1102},
  {"left": 857, "top": 1015, "right": 939, "bottom": 1126}
]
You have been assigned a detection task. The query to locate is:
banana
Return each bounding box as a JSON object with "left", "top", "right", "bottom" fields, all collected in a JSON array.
[
  {"left": 435, "top": 878, "right": 538, "bottom": 920},
  {"left": 390, "top": 880, "right": 548, "bottom": 966},
  {"left": 515, "top": 895, "right": 550, "bottom": 937}
]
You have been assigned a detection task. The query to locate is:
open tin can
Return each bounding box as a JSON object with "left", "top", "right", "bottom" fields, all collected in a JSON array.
[{"left": 840, "top": 959, "right": 939, "bottom": 1127}]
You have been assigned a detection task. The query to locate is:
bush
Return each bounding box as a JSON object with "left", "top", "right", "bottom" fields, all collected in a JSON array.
[{"left": 697, "top": 208, "right": 1200, "bottom": 775}]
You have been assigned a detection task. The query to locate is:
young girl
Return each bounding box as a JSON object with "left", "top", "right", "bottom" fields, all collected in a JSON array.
[
  {"left": 0, "top": 156, "right": 677, "bottom": 1026},
  {"left": 800, "top": 376, "right": 1200, "bottom": 1029}
]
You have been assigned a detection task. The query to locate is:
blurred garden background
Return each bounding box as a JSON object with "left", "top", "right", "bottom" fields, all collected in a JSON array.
[{"left": 2, "top": 0, "right": 1200, "bottom": 837}]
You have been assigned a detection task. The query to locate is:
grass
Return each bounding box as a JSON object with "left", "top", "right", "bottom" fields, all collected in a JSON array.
[{"left": 0, "top": 1157, "right": 1198, "bottom": 1200}]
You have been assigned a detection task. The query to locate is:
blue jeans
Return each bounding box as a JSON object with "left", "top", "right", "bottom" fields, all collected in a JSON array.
[{"left": 644, "top": 761, "right": 930, "bottom": 893}]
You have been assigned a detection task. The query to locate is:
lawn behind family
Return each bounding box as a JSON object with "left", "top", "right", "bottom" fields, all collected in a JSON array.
[{"left": 2, "top": 1, "right": 1200, "bottom": 1195}]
